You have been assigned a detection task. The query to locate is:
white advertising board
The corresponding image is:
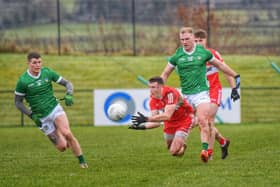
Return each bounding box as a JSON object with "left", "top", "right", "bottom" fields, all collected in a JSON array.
[{"left": 93, "top": 88, "right": 240, "bottom": 126}]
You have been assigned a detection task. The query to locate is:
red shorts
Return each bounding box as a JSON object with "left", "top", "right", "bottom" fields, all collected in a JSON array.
[
  {"left": 163, "top": 114, "right": 193, "bottom": 135},
  {"left": 209, "top": 87, "right": 222, "bottom": 106}
]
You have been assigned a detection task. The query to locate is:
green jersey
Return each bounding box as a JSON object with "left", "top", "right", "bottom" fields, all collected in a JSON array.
[
  {"left": 169, "top": 44, "right": 214, "bottom": 94},
  {"left": 15, "top": 67, "right": 61, "bottom": 117}
]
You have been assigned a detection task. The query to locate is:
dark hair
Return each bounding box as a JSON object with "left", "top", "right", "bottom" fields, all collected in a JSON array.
[
  {"left": 149, "top": 76, "right": 164, "bottom": 85},
  {"left": 194, "top": 29, "right": 207, "bottom": 39},
  {"left": 27, "top": 52, "right": 41, "bottom": 61}
]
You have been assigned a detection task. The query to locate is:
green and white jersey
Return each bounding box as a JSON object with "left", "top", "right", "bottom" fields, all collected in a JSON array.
[
  {"left": 15, "top": 67, "right": 61, "bottom": 117},
  {"left": 169, "top": 44, "right": 214, "bottom": 94}
]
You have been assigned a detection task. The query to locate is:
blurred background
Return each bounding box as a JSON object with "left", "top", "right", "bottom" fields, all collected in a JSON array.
[{"left": 0, "top": 0, "right": 279, "bottom": 56}]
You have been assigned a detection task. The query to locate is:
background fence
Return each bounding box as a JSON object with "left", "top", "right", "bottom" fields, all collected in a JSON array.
[
  {"left": 0, "top": 0, "right": 279, "bottom": 55},
  {"left": 1, "top": 87, "right": 279, "bottom": 127}
]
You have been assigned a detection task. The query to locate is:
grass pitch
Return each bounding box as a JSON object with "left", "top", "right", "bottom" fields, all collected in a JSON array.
[{"left": 0, "top": 123, "right": 279, "bottom": 187}]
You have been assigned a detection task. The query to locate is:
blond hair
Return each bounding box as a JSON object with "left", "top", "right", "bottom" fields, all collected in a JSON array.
[{"left": 179, "top": 27, "right": 193, "bottom": 35}]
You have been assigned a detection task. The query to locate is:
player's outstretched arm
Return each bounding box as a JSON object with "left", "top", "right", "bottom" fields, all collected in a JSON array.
[
  {"left": 14, "top": 94, "right": 32, "bottom": 117},
  {"left": 14, "top": 94, "right": 42, "bottom": 126},
  {"left": 223, "top": 66, "right": 241, "bottom": 102},
  {"left": 57, "top": 78, "right": 74, "bottom": 106},
  {"left": 57, "top": 78, "right": 73, "bottom": 94},
  {"left": 211, "top": 58, "right": 239, "bottom": 78},
  {"left": 129, "top": 111, "right": 161, "bottom": 130},
  {"left": 160, "top": 64, "right": 174, "bottom": 84}
]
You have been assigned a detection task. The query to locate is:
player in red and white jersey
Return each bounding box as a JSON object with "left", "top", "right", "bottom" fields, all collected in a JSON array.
[
  {"left": 194, "top": 29, "right": 240, "bottom": 159},
  {"left": 129, "top": 76, "right": 194, "bottom": 157}
]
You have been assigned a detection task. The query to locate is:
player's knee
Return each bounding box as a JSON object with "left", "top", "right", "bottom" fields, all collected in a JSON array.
[
  {"left": 170, "top": 149, "right": 178, "bottom": 156},
  {"left": 197, "top": 117, "right": 207, "bottom": 127},
  {"left": 56, "top": 142, "right": 67, "bottom": 152},
  {"left": 170, "top": 148, "right": 184, "bottom": 157},
  {"left": 169, "top": 146, "right": 182, "bottom": 156},
  {"left": 64, "top": 131, "right": 75, "bottom": 141}
]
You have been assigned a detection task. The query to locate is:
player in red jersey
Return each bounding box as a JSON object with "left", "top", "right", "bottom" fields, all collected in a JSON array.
[
  {"left": 129, "top": 76, "right": 194, "bottom": 157},
  {"left": 194, "top": 29, "right": 240, "bottom": 159}
]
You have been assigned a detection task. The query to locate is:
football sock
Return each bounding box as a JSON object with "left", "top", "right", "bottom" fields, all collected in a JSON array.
[
  {"left": 202, "top": 142, "right": 208, "bottom": 151},
  {"left": 219, "top": 138, "right": 226, "bottom": 147},
  {"left": 77, "top": 155, "right": 86, "bottom": 164},
  {"left": 208, "top": 149, "right": 213, "bottom": 156}
]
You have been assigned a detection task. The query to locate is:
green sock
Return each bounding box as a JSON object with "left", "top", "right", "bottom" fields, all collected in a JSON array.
[
  {"left": 77, "top": 155, "right": 86, "bottom": 164},
  {"left": 202, "top": 142, "right": 208, "bottom": 151}
]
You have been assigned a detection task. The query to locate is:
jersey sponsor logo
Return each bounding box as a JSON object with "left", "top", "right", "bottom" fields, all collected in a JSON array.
[
  {"left": 197, "top": 56, "right": 202, "bottom": 60},
  {"left": 178, "top": 57, "right": 187, "bottom": 62},
  {"left": 28, "top": 83, "right": 35, "bottom": 87},
  {"left": 36, "top": 80, "right": 42, "bottom": 86},
  {"left": 27, "top": 80, "right": 43, "bottom": 88},
  {"left": 187, "top": 56, "right": 193, "bottom": 61}
]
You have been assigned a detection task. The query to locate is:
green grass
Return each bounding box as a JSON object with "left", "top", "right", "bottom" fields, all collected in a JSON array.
[
  {"left": 1, "top": 53, "right": 279, "bottom": 90},
  {"left": 0, "top": 123, "right": 279, "bottom": 187},
  {"left": 0, "top": 53, "right": 279, "bottom": 125}
]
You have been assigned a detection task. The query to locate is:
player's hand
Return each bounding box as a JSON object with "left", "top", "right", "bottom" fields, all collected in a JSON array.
[
  {"left": 231, "top": 88, "right": 240, "bottom": 102},
  {"left": 31, "top": 113, "right": 43, "bottom": 127},
  {"left": 128, "top": 124, "right": 146, "bottom": 130},
  {"left": 234, "top": 74, "right": 240, "bottom": 89},
  {"left": 131, "top": 112, "right": 148, "bottom": 126},
  {"left": 64, "top": 94, "right": 73, "bottom": 106}
]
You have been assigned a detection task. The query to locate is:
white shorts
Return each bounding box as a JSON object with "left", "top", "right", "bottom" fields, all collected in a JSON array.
[
  {"left": 164, "top": 130, "right": 189, "bottom": 141},
  {"left": 183, "top": 91, "right": 210, "bottom": 109},
  {"left": 39, "top": 104, "right": 65, "bottom": 135}
]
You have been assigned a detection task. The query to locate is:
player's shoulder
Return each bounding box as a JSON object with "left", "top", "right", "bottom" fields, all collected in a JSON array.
[
  {"left": 196, "top": 44, "right": 204, "bottom": 49},
  {"left": 163, "top": 86, "right": 178, "bottom": 95},
  {"left": 41, "top": 67, "right": 60, "bottom": 75},
  {"left": 196, "top": 44, "right": 209, "bottom": 52},
  {"left": 17, "top": 70, "right": 29, "bottom": 81},
  {"left": 169, "top": 47, "right": 185, "bottom": 63},
  {"left": 41, "top": 67, "right": 52, "bottom": 72},
  {"left": 208, "top": 48, "right": 223, "bottom": 61}
]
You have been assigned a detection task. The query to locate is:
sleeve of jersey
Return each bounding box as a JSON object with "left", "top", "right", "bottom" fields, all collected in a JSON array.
[
  {"left": 48, "top": 68, "right": 61, "bottom": 82},
  {"left": 14, "top": 79, "right": 26, "bottom": 96},
  {"left": 206, "top": 50, "right": 215, "bottom": 63},
  {"left": 213, "top": 50, "right": 224, "bottom": 62},
  {"left": 168, "top": 50, "right": 179, "bottom": 67}
]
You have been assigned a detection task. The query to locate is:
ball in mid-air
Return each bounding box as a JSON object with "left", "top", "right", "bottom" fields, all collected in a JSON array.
[{"left": 107, "top": 102, "right": 127, "bottom": 121}]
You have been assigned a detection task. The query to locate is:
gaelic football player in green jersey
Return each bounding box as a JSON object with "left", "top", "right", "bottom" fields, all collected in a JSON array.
[
  {"left": 14, "top": 52, "right": 88, "bottom": 168},
  {"left": 161, "top": 27, "right": 240, "bottom": 163}
]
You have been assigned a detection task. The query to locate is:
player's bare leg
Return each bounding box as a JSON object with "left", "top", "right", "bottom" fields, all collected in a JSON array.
[
  {"left": 169, "top": 137, "right": 186, "bottom": 157},
  {"left": 54, "top": 114, "right": 88, "bottom": 168},
  {"left": 196, "top": 103, "right": 210, "bottom": 162},
  {"left": 48, "top": 129, "right": 67, "bottom": 152},
  {"left": 207, "top": 103, "right": 219, "bottom": 159}
]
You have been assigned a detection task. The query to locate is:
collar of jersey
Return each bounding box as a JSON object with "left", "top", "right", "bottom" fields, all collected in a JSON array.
[
  {"left": 27, "top": 69, "right": 41, "bottom": 79},
  {"left": 183, "top": 43, "right": 196, "bottom": 55}
]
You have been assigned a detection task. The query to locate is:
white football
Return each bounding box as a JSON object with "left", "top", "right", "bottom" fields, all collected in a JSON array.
[{"left": 107, "top": 102, "right": 127, "bottom": 121}]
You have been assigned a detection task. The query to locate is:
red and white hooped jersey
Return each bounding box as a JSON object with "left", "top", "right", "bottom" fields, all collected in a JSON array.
[
  {"left": 207, "top": 48, "right": 223, "bottom": 90},
  {"left": 149, "top": 86, "right": 193, "bottom": 133}
]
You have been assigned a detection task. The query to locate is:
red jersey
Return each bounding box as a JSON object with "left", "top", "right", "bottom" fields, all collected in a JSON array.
[
  {"left": 149, "top": 86, "right": 193, "bottom": 133},
  {"left": 207, "top": 48, "right": 223, "bottom": 105},
  {"left": 206, "top": 48, "right": 223, "bottom": 90}
]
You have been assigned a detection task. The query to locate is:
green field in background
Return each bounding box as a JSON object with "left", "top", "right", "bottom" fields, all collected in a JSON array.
[
  {"left": 0, "top": 53, "right": 279, "bottom": 125},
  {"left": 0, "top": 123, "right": 279, "bottom": 187},
  {"left": 1, "top": 53, "right": 279, "bottom": 89}
]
